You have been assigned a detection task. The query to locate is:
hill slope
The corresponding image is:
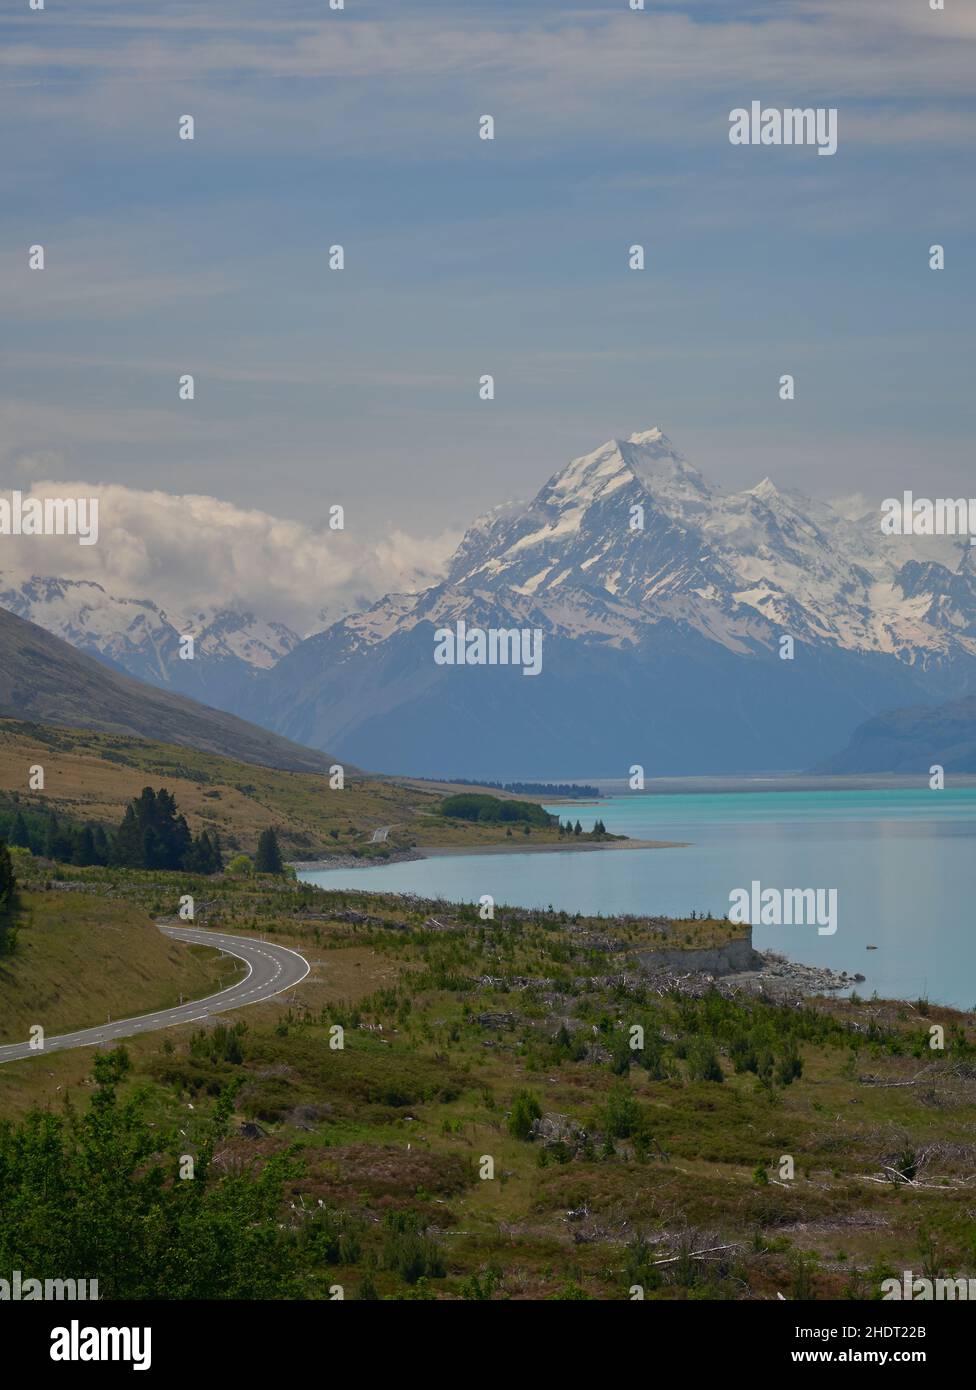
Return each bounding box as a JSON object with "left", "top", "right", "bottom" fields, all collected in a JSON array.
[
  {"left": 0, "top": 572, "right": 300, "bottom": 709},
  {"left": 815, "top": 693, "right": 976, "bottom": 773},
  {"left": 0, "top": 607, "right": 340, "bottom": 774},
  {"left": 0, "top": 720, "right": 578, "bottom": 860}
]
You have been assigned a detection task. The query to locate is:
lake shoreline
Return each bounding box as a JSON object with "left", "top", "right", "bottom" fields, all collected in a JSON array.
[{"left": 290, "top": 835, "right": 687, "bottom": 872}]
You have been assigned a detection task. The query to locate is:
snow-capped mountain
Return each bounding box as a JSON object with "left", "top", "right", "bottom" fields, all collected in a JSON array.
[
  {"left": 437, "top": 428, "right": 976, "bottom": 662},
  {"left": 0, "top": 574, "right": 299, "bottom": 708},
  {"left": 248, "top": 429, "right": 976, "bottom": 777}
]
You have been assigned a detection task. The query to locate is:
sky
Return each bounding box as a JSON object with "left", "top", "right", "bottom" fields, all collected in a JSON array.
[{"left": 1, "top": 0, "right": 973, "bottom": 631}]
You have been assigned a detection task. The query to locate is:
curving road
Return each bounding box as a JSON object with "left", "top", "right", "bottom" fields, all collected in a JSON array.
[{"left": 0, "top": 924, "right": 311, "bottom": 1065}]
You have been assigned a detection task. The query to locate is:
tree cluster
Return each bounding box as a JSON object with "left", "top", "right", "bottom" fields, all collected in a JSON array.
[{"left": 113, "top": 788, "right": 222, "bottom": 874}]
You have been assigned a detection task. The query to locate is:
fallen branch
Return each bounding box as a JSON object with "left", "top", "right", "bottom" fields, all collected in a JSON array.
[{"left": 651, "top": 1243, "right": 742, "bottom": 1267}]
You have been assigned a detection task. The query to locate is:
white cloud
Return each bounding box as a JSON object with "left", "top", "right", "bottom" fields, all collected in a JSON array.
[{"left": 0, "top": 479, "right": 459, "bottom": 635}]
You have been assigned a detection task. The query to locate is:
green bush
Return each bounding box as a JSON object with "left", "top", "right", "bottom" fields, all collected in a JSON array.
[
  {"left": 687, "top": 1039, "right": 724, "bottom": 1083},
  {"left": 508, "top": 1090, "right": 543, "bottom": 1140},
  {"left": 381, "top": 1212, "right": 445, "bottom": 1285},
  {"left": 440, "top": 793, "right": 552, "bottom": 828},
  {"left": 602, "top": 1084, "right": 643, "bottom": 1139}
]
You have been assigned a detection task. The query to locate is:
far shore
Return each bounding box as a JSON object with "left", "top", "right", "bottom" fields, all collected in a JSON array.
[
  {"left": 422, "top": 837, "right": 688, "bottom": 856},
  {"left": 291, "top": 835, "right": 688, "bottom": 872}
]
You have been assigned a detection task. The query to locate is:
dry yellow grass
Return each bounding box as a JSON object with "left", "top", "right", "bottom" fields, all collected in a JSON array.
[{"left": 0, "top": 719, "right": 570, "bottom": 856}]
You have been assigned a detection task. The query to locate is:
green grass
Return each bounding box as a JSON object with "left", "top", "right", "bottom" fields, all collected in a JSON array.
[
  {"left": 2, "top": 857, "right": 975, "bottom": 1300},
  {"left": 0, "top": 889, "right": 241, "bottom": 1043}
]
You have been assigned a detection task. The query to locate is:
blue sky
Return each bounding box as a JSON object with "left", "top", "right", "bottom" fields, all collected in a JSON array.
[{"left": 1, "top": 0, "right": 973, "bottom": 574}]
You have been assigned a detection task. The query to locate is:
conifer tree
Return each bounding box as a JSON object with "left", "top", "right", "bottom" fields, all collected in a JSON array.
[
  {"left": 255, "top": 827, "right": 284, "bottom": 875},
  {"left": 0, "top": 839, "right": 16, "bottom": 919},
  {"left": 9, "top": 812, "right": 30, "bottom": 849}
]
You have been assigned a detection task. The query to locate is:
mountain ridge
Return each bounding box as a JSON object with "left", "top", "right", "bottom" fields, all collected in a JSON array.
[
  {"left": 0, "top": 606, "right": 343, "bottom": 774},
  {"left": 243, "top": 428, "right": 976, "bottom": 776},
  {"left": 815, "top": 693, "right": 976, "bottom": 774},
  {"left": 7, "top": 428, "right": 975, "bottom": 778},
  {"left": 0, "top": 572, "right": 300, "bottom": 709}
]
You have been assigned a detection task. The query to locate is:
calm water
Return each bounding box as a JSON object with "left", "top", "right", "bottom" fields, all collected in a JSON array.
[{"left": 300, "top": 789, "right": 976, "bottom": 1008}]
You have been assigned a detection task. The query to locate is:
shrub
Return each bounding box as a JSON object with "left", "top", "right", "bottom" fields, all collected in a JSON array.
[
  {"left": 687, "top": 1038, "right": 724, "bottom": 1083},
  {"left": 602, "top": 1084, "right": 643, "bottom": 1139},
  {"left": 508, "top": 1090, "right": 543, "bottom": 1140}
]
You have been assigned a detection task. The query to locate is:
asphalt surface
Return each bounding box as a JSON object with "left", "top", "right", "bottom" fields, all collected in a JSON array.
[{"left": 0, "top": 924, "right": 311, "bottom": 1065}]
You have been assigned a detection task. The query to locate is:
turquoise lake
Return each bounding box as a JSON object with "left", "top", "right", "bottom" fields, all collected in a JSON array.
[{"left": 300, "top": 788, "right": 976, "bottom": 1008}]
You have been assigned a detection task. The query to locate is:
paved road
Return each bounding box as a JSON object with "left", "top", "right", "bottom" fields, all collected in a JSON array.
[{"left": 0, "top": 924, "right": 311, "bottom": 1066}]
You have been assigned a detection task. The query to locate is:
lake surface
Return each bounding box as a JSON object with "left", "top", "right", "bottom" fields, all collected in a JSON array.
[{"left": 299, "top": 788, "right": 976, "bottom": 1008}]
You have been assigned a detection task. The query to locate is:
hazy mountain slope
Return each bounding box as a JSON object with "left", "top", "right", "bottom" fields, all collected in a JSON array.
[
  {"left": 0, "top": 574, "right": 299, "bottom": 708},
  {"left": 252, "top": 429, "right": 976, "bottom": 777},
  {"left": 0, "top": 607, "right": 340, "bottom": 774},
  {"left": 815, "top": 694, "right": 976, "bottom": 773}
]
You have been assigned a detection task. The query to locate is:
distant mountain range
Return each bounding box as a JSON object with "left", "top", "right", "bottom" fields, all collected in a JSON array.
[
  {"left": 0, "top": 574, "right": 299, "bottom": 710},
  {"left": 816, "top": 693, "right": 976, "bottom": 773},
  {"left": 244, "top": 429, "right": 976, "bottom": 776},
  {"left": 0, "top": 607, "right": 340, "bottom": 774},
  {"left": 5, "top": 428, "right": 975, "bottom": 778}
]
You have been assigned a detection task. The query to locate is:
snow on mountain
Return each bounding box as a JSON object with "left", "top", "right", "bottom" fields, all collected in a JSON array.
[
  {"left": 330, "top": 428, "right": 976, "bottom": 668},
  {"left": 176, "top": 607, "right": 300, "bottom": 669},
  {"left": 7, "top": 430, "right": 974, "bottom": 779},
  {"left": 246, "top": 428, "right": 976, "bottom": 778},
  {"left": 0, "top": 574, "right": 300, "bottom": 701}
]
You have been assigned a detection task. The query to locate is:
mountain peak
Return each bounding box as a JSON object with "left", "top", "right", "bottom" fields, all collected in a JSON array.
[
  {"left": 626, "top": 426, "right": 673, "bottom": 451},
  {"left": 616, "top": 429, "right": 712, "bottom": 505}
]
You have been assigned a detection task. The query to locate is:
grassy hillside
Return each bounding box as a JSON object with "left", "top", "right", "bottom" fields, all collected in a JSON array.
[
  {"left": 0, "top": 606, "right": 344, "bottom": 773},
  {"left": 0, "top": 719, "right": 583, "bottom": 859},
  {"left": 0, "top": 887, "right": 239, "bottom": 1044},
  {"left": 2, "top": 858, "right": 974, "bottom": 1300}
]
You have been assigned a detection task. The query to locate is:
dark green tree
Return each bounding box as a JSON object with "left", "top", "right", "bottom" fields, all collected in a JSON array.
[
  {"left": 113, "top": 804, "right": 142, "bottom": 867},
  {"left": 185, "top": 829, "right": 220, "bottom": 875},
  {"left": 254, "top": 827, "right": 284, "bottom": 875},
  {"left": 9, "top": 812, "right": 30, "bottom": 849},
  {"left": 0, "top": 839, "right": 18, "bottom": 956},
  {"left": 93, "top": 824, "right": 111, "bottom": 864},
  {"left": 43, "top": 814, "right": 74, "bottom": 863},
  {"left": 112, "top": 788, "right": 193, "bottom": 871},
  {"left": 0, "top": 839, "right": 17, "bottom": 918}
]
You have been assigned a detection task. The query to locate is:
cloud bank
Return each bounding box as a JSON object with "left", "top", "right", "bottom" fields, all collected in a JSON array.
[{"left": 0, "top": 480, "right": 458, "bottom": 635}]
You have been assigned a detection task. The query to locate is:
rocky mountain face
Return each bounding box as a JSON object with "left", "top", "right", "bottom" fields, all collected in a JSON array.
[{"left": 245, "top": 430, "right": 976, "bottom": 777}]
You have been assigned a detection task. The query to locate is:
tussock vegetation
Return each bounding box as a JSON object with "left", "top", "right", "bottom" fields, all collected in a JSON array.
[
  {"left": 0, "top": 720, "right": 576, "bottom": 860},
  {"left": 2, "top": 855, "right": 975, "bottom": 1300}
]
